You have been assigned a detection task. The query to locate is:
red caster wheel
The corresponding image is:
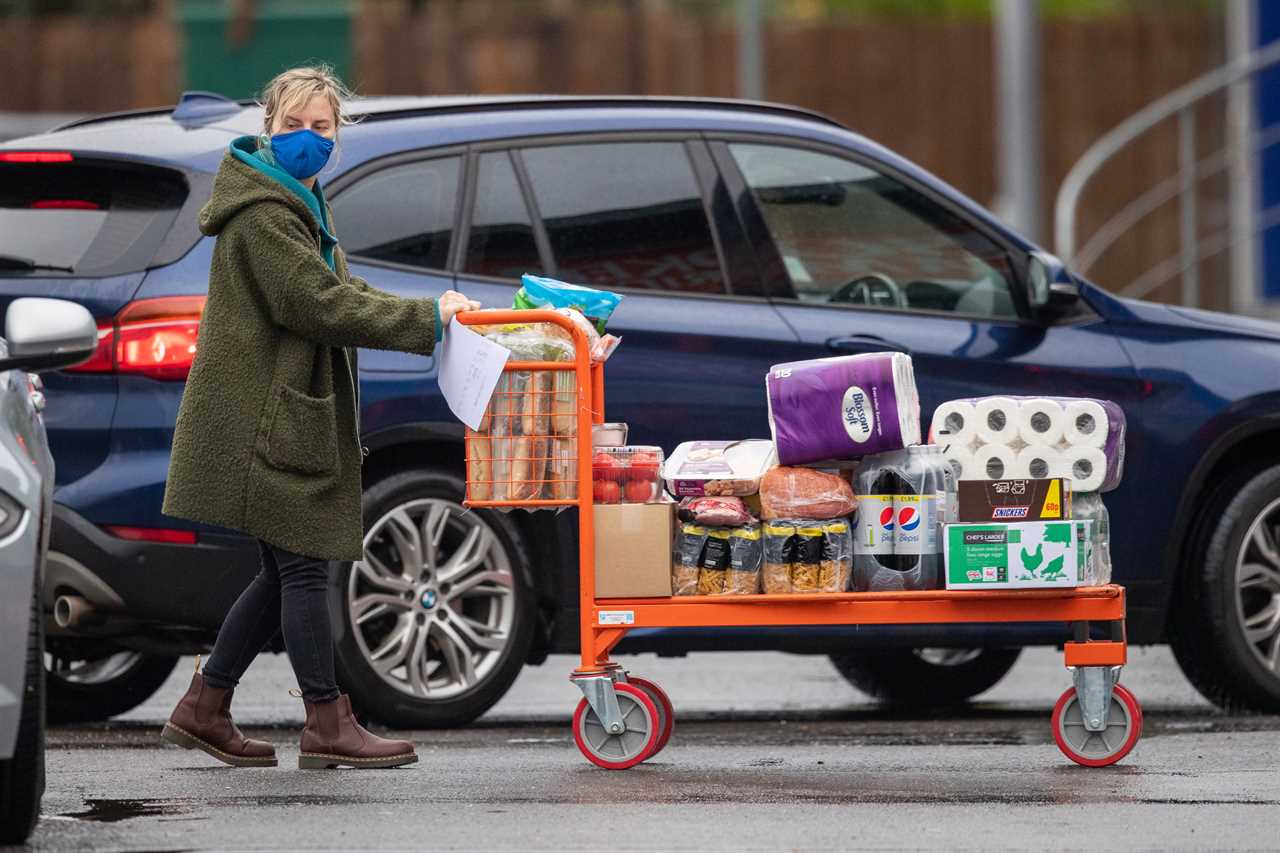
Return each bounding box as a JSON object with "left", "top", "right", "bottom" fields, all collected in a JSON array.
[
  {"left": 572, "top": 682, "right": 660, "bottom": 770},
  {"left": 1052, "top": 683, "right": 1142, "bottom": 767},
  {"left": 625, "top": 676, "right": 674, "bottom": 758}
]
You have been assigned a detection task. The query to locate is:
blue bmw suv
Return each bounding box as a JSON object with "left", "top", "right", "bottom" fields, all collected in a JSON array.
[{"left": 4, "top": 93, "right": 1280, "bottom": 727}]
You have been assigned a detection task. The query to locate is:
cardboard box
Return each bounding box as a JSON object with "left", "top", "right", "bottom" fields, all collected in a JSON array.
[
  {"left": 594, "top": 502, "right": 675, "bottom": 597},
  {"left": 956, "top": 478, "right": 1071, "bottom": 523},
  {"left": 944, "top": 520, "right": 1094, "bottom": 589}
]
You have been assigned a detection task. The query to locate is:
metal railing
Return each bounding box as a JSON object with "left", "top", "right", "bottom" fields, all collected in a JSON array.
[{"left": 1054, "top": 39, "right": 1280, "bottom": 306}]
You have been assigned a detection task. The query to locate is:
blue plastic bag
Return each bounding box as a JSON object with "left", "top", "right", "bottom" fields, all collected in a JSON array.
[{"left": 513, "top": 274, "right": 622, "bottom": 333}]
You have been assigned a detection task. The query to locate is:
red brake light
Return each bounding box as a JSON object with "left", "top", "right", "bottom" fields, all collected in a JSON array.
[
  {"left": 102, "top": 525, "right": 197, "bottom": 545},
  {"left": 115, "top": 297, "right": 206, "bottom": 380},
  {"left": 0, "top": 151, "right": 74, "bottom": 163},
  {"left": 31, "top": 199, "right": 100, "bottom": 210},
  {"left": 63, "top": 296, "right": 206, "bottom": 380}
]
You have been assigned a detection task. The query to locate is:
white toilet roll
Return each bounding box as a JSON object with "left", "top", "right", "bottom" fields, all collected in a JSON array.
[
  {"left": 942, "top": 447, "right": 972, "bottom": 483},
  {"left": 930, "top": 400, "right": 977, "bottom": 446},
  {"left": 1063, "top": 400, "right": 1109, "bottom": 449},
  {"left": 967, "top": 444, "right": 1018, "bottom": 481},
  {"left": 974, "top": 397, "right": 1019, "bottom": 445},
  {"left": 1063, "top": 446, "right": 1107, "bottom": 492},
  {"left": 1014, "top": 444, "right": 1067, "bottom": 480},
  {"left": 1017, "top": 398, "right": 1066, "bottom": 446}
]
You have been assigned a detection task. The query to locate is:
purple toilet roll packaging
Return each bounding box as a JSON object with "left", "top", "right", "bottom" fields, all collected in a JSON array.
[{"left": 766, "top": 353, "right": 922, "bottom": 466}]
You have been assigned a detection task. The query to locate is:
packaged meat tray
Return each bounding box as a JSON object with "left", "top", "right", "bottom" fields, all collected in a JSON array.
[
  {"left": 592, "top": 446, "right": 664, "bottom": 504},
  {"left": 663, "top": 440, "right": 777, "bottom": 498}
]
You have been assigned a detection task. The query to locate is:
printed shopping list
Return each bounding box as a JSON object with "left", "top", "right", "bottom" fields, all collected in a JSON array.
[{"left": 438, "top": 317, "right": 510, "bottom": 431}]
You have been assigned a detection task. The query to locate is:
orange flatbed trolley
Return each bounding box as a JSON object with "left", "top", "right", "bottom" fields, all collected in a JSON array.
[{"left": 460, "top": 310, "right": 1140, "bottom": 770}]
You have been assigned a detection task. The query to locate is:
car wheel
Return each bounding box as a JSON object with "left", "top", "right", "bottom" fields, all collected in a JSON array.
[
  {"left": 1170, "top": 463, "right": 1280, "bottom": 712},
  {"left": 829, "top": 648, "right": 1022, "bottom": 705},
  {"left": 331, "top": 468, "right": 536, "bottom": 729},
  {"left": 0, "top": 582, "right": 45, "bottom": 844},
  {"left": 45, "top": 647, "right": 179, "bottom": 723}
]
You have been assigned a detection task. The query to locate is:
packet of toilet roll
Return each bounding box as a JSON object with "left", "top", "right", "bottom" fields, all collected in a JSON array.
[{"left": 930, "top": 396, "right": 1125, "bottom": 492}]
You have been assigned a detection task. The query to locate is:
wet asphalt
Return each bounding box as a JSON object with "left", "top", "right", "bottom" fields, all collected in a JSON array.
[{"left": 13, "top": 647, "right": 1280, "bottom": 851}]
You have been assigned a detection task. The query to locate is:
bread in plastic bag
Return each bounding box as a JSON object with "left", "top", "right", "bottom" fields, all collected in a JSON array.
[{"left": 759, "top": 467, "right": 858, "bottom": 520}]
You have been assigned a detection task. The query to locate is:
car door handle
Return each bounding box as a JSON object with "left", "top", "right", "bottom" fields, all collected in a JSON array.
[{"left": 826, "top": 335, "right": 910, "bottom": 355}]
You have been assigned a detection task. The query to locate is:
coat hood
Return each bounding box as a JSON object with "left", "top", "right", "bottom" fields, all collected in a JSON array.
[{"left": 198, "top": 136, "right": 338, "bottom": 269}]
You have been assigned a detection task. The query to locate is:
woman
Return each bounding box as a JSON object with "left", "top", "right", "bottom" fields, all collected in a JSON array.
[{"left": 159, "top": 66, "right": 479, "bottom": 770}]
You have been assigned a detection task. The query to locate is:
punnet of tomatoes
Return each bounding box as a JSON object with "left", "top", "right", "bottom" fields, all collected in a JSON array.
[{"left": 592, "top": 446, "right": 664, "bottom": 504}]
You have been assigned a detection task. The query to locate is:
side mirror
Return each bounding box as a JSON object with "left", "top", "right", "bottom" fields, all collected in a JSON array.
[
  {"left": 1026, "top": 252, "right": 1081, "bottom": 321},
  {"left": 0, "top": 298, "right": 99, "bottom": 374}
]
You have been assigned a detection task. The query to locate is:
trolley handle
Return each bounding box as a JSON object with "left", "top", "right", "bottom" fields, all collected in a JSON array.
[{"left": 456, "top": 308, "right": 597, "bottom": 358}]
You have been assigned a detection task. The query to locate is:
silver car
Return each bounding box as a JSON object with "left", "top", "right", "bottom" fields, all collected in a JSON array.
[{"left": 0, "top": 298, "right": 96, "bottom": 844}]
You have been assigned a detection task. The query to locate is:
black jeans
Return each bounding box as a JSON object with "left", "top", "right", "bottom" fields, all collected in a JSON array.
[{"left": 202, "top": 538, "right": 341, "bottom": 703}]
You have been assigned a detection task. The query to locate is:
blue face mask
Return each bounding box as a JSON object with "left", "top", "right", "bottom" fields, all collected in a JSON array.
[{"left": 268, "top": 128, "right": 334, "bottom": 180}]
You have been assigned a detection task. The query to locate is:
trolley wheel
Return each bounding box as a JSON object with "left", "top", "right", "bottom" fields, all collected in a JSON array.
[
  {"left": 626, "top": 676, "right": 674, "bottom": 758},
  {"left": 1051, "top": 683, "right": 1143, "bottom": 767},
  {"left": 572, "top": 682, "right": 661, "bottom": 770}
]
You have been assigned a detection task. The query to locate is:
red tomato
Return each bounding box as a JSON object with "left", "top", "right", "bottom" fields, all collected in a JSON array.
[
  {"left": 592, "top": 451, "right": 624, "bottom": 482},
  {"left": 627, "top": 451, "right": 660, "bottom": 481},
  {"left": 624, "top": 479, "right": 652, "bottom": 503},
  {"left": 595, "top": 479, "right": 621, "bottom": 504}
]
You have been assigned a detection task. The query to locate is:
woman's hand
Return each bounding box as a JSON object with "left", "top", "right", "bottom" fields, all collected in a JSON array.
[{"left": 438, "top": 290, "right": 482, "bottom": 327}]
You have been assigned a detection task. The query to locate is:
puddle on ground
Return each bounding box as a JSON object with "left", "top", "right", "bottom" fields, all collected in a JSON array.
[{"left": 61, "top": 798, "right": 190, "bottom": 823}]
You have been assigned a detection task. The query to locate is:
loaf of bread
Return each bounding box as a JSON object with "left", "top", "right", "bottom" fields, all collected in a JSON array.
[{"left": 759, "top": 467, "right": 858, "bottom": 520}]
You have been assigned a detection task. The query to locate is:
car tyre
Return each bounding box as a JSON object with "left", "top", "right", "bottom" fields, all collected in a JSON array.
[
  {"left": 829, "top": 648, "right": 1022, "bottom": 705},
  {"left": 331, "top": 468, "right": 536, "bottom": 729},
  {"left": 0, "top": 582, "right": 45, "bottom": 845},
  {"left": 1169, "top": 463, "right": 1280, "bottom": 713},
  {"left": 45, "top": 649, "right": 179, "bottom": 724}
]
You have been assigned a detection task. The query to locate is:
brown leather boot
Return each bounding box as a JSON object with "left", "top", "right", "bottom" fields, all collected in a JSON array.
[
  {"left": 161, "top": 662, "right": 277, "bottom": 767},
  {"left": 298, "top": 694, "right": 417, "bottom": 769}
]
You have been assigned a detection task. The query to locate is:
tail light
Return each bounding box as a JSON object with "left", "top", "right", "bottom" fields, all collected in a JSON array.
[
  {"left": 66, "top": 296, "right": 206, "bottom": 381},
  {"left": 0, "top": 151, "right": 74, "bottom": 163},
  {"left": 102, "top": 525, "right": 197, "bottom": 545}
]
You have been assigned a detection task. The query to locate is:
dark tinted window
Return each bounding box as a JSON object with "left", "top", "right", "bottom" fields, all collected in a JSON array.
[
  {"left": 0, "top": 161, "right": 186, "bottom": 277},
  {"left": 520, "top": 142, "right": 726, "bottom": 294},
  {"left": 730, "top": 144, "right": 1017, "bottom": 318},
  {"left": 464, "top": 152, "right": 544, "bottom": 280},
  {"left": 331, "top": 157, "right": 459, "bottom": 270}
]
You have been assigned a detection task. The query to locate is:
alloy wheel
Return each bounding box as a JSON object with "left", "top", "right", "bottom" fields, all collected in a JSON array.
[
  {"left": 44, "top": 650, "right": 142, "bottom": 685},
  {"left": 348, "top": 498, "right": 516, "bottom": 701},
  {"left": 1234, "top": 496, "right": 1280, "bottom": 673}
]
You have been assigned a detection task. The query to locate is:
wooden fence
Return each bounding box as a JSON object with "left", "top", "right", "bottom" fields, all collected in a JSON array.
[{"left": 0, "top": 3, "right": 1221, "bottom": 304}]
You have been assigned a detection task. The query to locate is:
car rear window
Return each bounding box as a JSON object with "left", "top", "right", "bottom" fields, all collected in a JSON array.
[{"left": 0, "top": 159, "right": 187, "bottom": 277}]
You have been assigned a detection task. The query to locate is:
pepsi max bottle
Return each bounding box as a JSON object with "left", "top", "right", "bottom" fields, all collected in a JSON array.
[
  {"left": 854, "top": 453, "right": 904, "bottom": 590},
  {"left": 895, "top": 446, "right": 943, "bottom": 590}
]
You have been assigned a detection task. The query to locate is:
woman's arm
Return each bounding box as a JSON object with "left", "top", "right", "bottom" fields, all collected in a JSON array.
[{"left": 228, "top": 204, "right": 437, "bottom": 355}]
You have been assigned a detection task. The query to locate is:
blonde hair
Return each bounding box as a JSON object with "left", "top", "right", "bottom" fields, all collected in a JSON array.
[{"left": 259, "top": 65, "right": 353, "bottom": 138}]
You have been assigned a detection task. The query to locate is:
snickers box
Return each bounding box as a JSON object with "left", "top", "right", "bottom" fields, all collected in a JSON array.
[{"left": 956, "top": 478, "right": 1071, "bottom": 523}]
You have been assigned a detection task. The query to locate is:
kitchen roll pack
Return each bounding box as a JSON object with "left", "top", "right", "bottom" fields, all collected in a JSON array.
[
  {"left": 929, "top": 396, "right": 1125, "bottom": 492},
  {"left": 767, "top": 353, "right": 921, "bottom": 466}
]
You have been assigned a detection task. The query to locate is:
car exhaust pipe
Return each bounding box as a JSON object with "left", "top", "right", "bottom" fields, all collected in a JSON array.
[{"left": 54, "top": 594, "right": 98, "bottom": 629}]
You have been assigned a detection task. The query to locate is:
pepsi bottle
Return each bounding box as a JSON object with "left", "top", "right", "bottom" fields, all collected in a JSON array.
[
  {"left": 854, "top": 452, "right": 905, "bottom": 590},
  {"left": 894, "top": 446, "right": 943, "bottom": 590}
]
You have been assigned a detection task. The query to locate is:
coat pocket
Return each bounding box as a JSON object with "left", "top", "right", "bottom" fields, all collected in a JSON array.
[{"left": 262, "top": 384, "right": 339, "bottom": 476}]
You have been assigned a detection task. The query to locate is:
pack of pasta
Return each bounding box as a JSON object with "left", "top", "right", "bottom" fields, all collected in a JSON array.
[
  {"left": 672, "top": 522, "right": 763, "bottom": 596},
  {"left": 761, "top": 519, "right": 853, "bottom": 594}
]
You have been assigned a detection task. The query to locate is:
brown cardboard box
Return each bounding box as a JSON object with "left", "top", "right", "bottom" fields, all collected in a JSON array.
[{"left": 593, "top": 502, "right": 675, "bottom": 597}]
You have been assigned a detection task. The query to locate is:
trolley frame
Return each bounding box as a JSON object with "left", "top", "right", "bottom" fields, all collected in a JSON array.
[{"left": 459, "top": 309, "right": 1134, "bottom": 766}]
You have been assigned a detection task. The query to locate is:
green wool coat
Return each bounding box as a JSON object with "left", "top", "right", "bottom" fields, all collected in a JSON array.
[{"left": 162, "top": 138, "right": 439, "bottom": 561}]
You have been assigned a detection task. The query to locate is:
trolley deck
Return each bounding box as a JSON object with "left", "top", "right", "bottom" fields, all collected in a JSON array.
[{"left": 460, "top": 309, "right": 1140, "bottom": 770}]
